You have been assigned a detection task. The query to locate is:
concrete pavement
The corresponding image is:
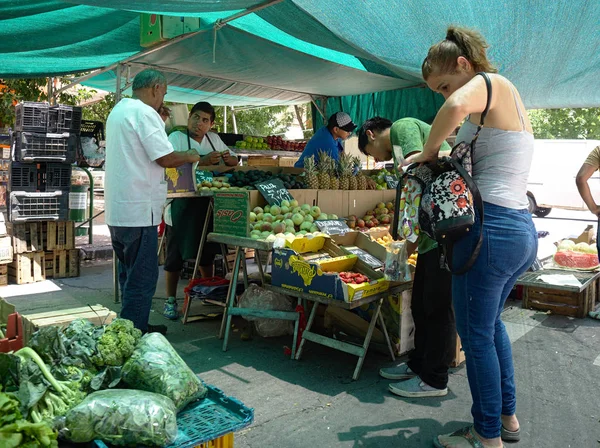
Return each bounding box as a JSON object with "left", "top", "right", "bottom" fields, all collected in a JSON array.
[{"left": 2, "top": 256, "right": 599, "bottom": 448}]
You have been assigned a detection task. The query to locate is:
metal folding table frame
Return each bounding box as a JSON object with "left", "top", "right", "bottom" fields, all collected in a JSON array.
[{"left": 266, "top": 282, "right": 412, "bottom": 380}]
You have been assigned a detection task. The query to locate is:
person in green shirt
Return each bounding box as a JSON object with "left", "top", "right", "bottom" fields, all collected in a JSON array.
[{"left": 357, "top": 116, "right": 455, "bottom": 398}]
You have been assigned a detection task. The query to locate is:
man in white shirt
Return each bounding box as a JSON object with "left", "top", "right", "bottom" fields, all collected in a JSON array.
[
  {"left": 105, "top": 69, "right": 201, "bottom": 334},
  {"left": 162, "top": 102, "right": 238, "bottom": 319}
]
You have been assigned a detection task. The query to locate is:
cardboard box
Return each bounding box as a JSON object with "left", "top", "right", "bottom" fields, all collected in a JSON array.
[
  {"left": 317, "top": 190, "right": 348, "bottom": 219},
  {"left": 213, "top": 191, "right": 250, "bottom": 238},
  {"left": 572, "top": 225, "right": 595, "bottom": 245},
  {"left": 347, "top": 191, "right": 385, "bottom": 220},
  {"left": 331, "top": 231, "right": 387, "bottom": 267},
  {"left": 271, "top": 235, "right": 389, "bottom": 302},
  {"left": 293, "top": 189, "right": 319, "bottom": 207}
]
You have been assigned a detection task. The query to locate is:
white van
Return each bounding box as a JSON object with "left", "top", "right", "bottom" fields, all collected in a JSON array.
[{"left": 528, "top": 139, "right": 600, "bottom": 214}]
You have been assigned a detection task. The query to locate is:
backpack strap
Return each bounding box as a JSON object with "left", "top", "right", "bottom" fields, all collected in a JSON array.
[{"left": 444, "top": 157, "right": 485, "bottom": 275}]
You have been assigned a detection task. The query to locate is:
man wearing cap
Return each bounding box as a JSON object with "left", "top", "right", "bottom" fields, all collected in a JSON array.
[{"left": 294, "top": 112, "right": 357, "bottom": 168}]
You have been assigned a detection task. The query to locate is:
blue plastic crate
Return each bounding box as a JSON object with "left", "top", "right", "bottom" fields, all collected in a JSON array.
[{"left": 93, "top": 384, "right": 253, "bottom": 448}]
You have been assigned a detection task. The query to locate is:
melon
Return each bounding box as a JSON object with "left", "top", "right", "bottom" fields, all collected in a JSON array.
[
  {"left": 554, "top": 251, "right": 600, "bottom": 270},
  {"left": 573, "top": 242, "right": 590, "bottom": 253}
]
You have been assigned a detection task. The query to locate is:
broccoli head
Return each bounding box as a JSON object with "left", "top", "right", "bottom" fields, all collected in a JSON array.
[{"left": 91, "top": 319, "right": 141, "bottom": 368}]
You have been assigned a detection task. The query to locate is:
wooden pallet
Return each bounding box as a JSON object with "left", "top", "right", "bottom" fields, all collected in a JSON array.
[
  {"left": 11, "top": 221, "right": 75, "bottom": 254},
  {"left": 0, "top": 264, "right": 7, "bottom": 286},
  {"left": 8, "top": 252, "right": 45, "bottom": 284},
  {"left": 45, "top": 249, "right": 79, "bottom": 279},
  {"left": 0, "top": 236, "right": 12, "bottom": 264}
]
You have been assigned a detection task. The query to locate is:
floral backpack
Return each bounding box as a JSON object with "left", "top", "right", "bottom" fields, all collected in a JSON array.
[{"left": 393, "top": 72, "right": 491, "bottom": 274}]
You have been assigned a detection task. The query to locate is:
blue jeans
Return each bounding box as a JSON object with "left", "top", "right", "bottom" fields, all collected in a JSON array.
[
  {"left": 109, "top": 226, "right": 158, "bottom": 332},
  {"left": 452, "top": 202, "right": 537, "bottom": 439}
]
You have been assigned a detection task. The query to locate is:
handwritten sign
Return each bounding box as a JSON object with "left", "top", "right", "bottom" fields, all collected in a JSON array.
[
  {"left": 255, "top": 178, "right": 294, "bottom": 206},
  {"left": 345, "top": 246, "right": 383, "bottom": 269},
  {"left": 195, "top": 169, "right": 213, "bottom": 186},
  {"left": 213, "top": 191, "right": 249, "bottom": 237},
  {"left": 385, "top": 175, "right": 399, "bottom": 189},
  {"left": 315, "top": 219, "right": 350, "bottom": 236}
]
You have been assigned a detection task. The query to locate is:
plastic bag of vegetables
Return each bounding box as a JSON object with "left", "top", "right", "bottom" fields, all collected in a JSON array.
[
  {"left": 55, "top": 389, "right": 177, "bottom": 446},
  {"left": 122, "top": 333, "right": 207, "bottom": 410}
]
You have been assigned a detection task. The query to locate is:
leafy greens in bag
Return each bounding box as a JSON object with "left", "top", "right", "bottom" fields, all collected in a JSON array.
[
  {"left": 56, "top": 389, "right": 177, "bottom": 446},
  {"left": 122, "top": 333, "right": 207, "bottom": 410}
]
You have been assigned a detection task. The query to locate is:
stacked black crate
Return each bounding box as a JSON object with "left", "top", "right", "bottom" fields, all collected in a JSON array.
[
  {"left": 11, "top": 102, "right": 81, "bottom": 222},
  {"left": 9, "top": 102, "right": 81, "bottom": 283}
]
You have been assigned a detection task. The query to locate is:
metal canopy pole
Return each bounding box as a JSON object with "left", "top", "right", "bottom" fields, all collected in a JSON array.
[
  {"left": 231, "top": 106, "right": 238, "bottom": 134},
  {"left": 223, "top": 106, "right": 227, "bottom": 133},
  {"left": 112, "top": 63, "right": 123, "bottom": 304}
]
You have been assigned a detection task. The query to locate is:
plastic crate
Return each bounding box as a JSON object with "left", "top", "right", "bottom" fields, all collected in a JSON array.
[
  {"left": 93, "top": 384, "right": 253, "bottom": 448},
  {"left": 9, "top": 191, "right": 69, "bottom": 222},
  {"left": 13, "top": 132, "right": 77, "bottom": 163},
  {"left": 48, "top": 105, "right": 82, "bottom": 133},
  {"left": 14, "top": 102, "right": 49, "bottom": 132},
  {"left": 43, "top": 163, "right": 72, "bottom": 191},
  {"left": 10, "top": 162, "right": 38, "bottom": 192}
]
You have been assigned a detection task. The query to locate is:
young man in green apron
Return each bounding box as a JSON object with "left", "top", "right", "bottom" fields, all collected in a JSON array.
[
  {"left": 358, "top": 117, "right": 456, "bottom": 398},
  {"left": 164, "top": 102, "right": 238, "bottom": 319}
]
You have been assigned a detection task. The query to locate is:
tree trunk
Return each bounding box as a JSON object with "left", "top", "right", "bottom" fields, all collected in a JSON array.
[{"left": 294, "top": 105, "right": 305, "bottom": 131}]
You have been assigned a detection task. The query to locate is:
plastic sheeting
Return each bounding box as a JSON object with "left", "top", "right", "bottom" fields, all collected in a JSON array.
[{"left": 1, "top": 0, "right": 599, "bottom": 108}]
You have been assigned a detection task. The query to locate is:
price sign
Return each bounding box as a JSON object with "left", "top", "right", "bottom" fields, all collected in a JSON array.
[
  {"left": 385, "top": 175, "right": 399, "bottom": 189},
  {"left": 345, "top": 246, "right": 383, "bottom": 269},
  {"left": 195, "top": 169, "right": 213, "bottom": 186},
  {"left": 255, "top": 178, "right": 294, "bottom": 206},
  {"left": 213, "top": 191, "right": 250, "bottom": 237},
  {"left": 315, "top": 219, "right": 350, "bottom": 236}
]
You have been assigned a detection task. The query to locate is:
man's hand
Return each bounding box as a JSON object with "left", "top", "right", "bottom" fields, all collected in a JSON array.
[
  {"left": 200, "top": 152, "right": 222, "bottom": 166},
  {"left": 222, "top": 151, "right": 238, "bottom": 166}
]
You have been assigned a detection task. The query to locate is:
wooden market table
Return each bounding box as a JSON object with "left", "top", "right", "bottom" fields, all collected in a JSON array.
[
  {"left": 516, "top": 268, "right": 600, "bottom": 318},
  {"left": 206, "top": 233, "right": 306, "bottom": 359},
  {"left": 266, "top": 282, "right": 412, "bottom": 380}
]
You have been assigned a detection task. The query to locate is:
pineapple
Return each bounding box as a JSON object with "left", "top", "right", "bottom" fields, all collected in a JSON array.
[
  {"left": 338, "top": 153, "right": 351, "bottom": 190},
  {"left": 304, "top": 155, "right": 319, "bottom": 189},
  {"left": 349, "top": 174, "right": 358, "bottom": 190},
  {"left": 317, "top": 150, "right": 331, "bottom": 189},
  {"left": 357, "top": 174, "right": 367, "bottom": 190},
  {"left": 328, "top": 156, "right": 340, "bottom": 190}
]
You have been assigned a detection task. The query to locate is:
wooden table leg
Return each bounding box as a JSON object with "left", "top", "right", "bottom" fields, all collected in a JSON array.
[
  {"left": 290, "top": 297, "right": 301, "bottom": 360},
  {"left": 221, "top": 247, "right": 243, "bottom": 350},
  {"left": 296, "top": 301, "right": 319, "bottom": 360},
  {"left": 182, "top": 201, "right": 213, "bottom": 325},
  {"left": 255, "top": 250, "right": 265, "bottom": 285},
  {"left": 241, "top": 254, "right": 249, "bottom": 289},
  {"left": 352, "top": 298, "right": 383, "bottom": 380},
  {"left": 378, "top": 310, "right": 396, "bottom": 362}
]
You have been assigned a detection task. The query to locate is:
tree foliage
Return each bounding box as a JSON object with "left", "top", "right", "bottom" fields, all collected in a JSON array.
[
  {"left": 529, "top": 108, "right": 600, "bottom": 139},
  {"left": 210, "top": 105, "right": 294, "bottom": 136}
]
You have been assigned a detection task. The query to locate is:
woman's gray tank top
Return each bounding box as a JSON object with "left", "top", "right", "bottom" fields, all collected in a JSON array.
[{"left": 455, "top": 86, "right": 534, "bottom": 210}]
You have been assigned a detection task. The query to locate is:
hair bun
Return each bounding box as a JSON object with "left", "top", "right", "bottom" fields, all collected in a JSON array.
[{"left": 445, "top": 27, "right": 458, "bottom": 42}]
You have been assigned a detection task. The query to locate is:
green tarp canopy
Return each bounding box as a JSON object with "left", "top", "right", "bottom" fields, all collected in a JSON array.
[{"left": 1, "top": 0, "right": 599, "bottom": 122}]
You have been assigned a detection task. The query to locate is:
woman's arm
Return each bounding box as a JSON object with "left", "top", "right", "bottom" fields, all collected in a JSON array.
[
  {"left": 405, "top": 75, "right": 492, "bottom": 165},
  {"left": 576, "top": 162, "right": 600, "bottom": 216}
]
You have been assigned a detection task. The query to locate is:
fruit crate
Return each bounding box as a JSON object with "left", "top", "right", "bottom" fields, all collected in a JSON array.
[
  {"left": 8, "top": 251, "right": 45, "bottom": 284},
  {"left": 9, "top": 191, "right": 69, "bottom": 222},
  {"left": 0, "top": 264, "right": 7, "bottom": 286},
  {"left": 48, "top": 105, "right": 82, "bottom": 133},
  {"left": 13, "top": 132, "right": 78, "bottom": 163},
  {"left": 93, "top": 383, "right": 253, "bottom": 448},
  {"left": 44, "top": 249, "right": 79, "bottom": 278},
  {"left": 11, "top": 221, "right": 75, "bottom": 254},
  {"left": 14, "top": 102, "right": 49, "bottom": 132},
  {"left": 9, "top": 162, "right": 38, "bottom": 192},
  {"left": 518, "top": 269, "right": 600, "bottom": 318},
  {"left": 43, "top": 163, "right": 72, "bottom": 191}
]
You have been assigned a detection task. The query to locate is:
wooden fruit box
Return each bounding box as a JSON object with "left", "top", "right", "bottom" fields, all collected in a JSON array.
[
  {"left": 0, "top": 264, "right": 7, "bottom": 287},
  {"left": 8, "top": 252, "right": 45, "bottom": 284},
  {"left": 0, "top": 236, "right": 12, "bottom": 264},
  {"left": 11, "top": 221, "right": 75, "bottom": 254},
  {"left": 45, "top": 249, "right": 79, "bottom": 279},
  {"left": 21, "top": 305, "right": 116, "bottom": 344},
  {"left": 519, "top": 269, "right": 599, "bottom": 318}
]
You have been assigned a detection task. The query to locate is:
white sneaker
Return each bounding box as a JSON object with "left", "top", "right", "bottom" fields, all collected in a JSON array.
[
  {"left": 379, "top": 363, "right": 416, "bottom": 380},
  {"left": 389, "top": 377, "right": 448, "bottom": 398}
]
